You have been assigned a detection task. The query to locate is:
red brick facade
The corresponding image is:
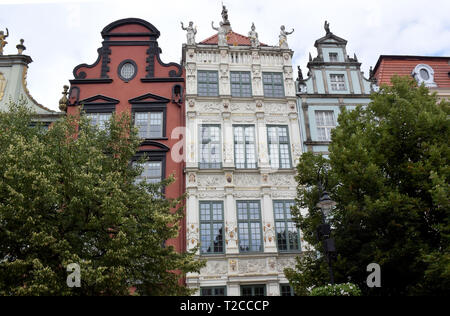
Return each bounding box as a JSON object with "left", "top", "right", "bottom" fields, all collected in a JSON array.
[{"left": 67, "top": 18, "right": 186, "bottom": 253}]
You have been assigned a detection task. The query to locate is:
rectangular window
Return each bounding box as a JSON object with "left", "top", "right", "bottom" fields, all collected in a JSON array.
[
  {"left": 274, "top": 200, "right": 301, "bottom": 252},
  {"left": 329, "top": 53, "right": 338, "bottom": 62},
  {"left": 267, "top": 125, "right": 292, "bottom": 169},
  {"left": 241, "top": 285, "right": 266, "bottom": 296},
  {"left": 199, "top": 125, "right": 221, "bottom": 169},
  {"left": 234, "top": 125, "right": 257, "bottom": 169},
  {"left": 237, "top": 201, "right": 262, "bottom": 253},
  {"left": 200, "top": 286, "right": 226, "bottom": 296},
  {"left": 200, "top": 202, "right": 224, "bottom": 254},
  {"left": 280, "top": 284, "right": 295, "bottom": 296},
  {"left": 230, "top": 71, "right": 252, "bottom": 97},
  {"left": 135, "top": 161, "right": 163, "bottom": 184},
  {"left": 86, "top": 113, "right": 112, "bottom": 131},
  {"left": 263, "top": 72, "right": 284, "bottom": 98},
  {"left": 135, "top": 112, "right": 163, "bottom": 139},
  {"left": 315, "top": 110, "right": 336, "bottom": 141},
  {"left": 330, "top": 74, "right": 346, "bottom": 91},
  {"left": 198, "top": 70, "right": 219, "bottom": 97}
]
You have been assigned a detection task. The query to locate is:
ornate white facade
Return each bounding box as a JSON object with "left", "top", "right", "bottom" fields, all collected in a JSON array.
[{"left": 182, "top": 9, "right": 303, "bottom": 296}]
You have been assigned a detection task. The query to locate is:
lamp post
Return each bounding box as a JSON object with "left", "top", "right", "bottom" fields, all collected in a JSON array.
[{"left": 316, "top": 185, "right": 337, "bottom": 285}]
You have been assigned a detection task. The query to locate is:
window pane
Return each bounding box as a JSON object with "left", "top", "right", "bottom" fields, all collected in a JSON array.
[{"left": 200, "top": 202, "right": 224, "bottom": 254}]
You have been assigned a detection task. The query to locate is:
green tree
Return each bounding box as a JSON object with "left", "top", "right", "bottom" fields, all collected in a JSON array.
[
  {"left": 0, "top": 101, "right": 204, "bottom": 296},
  {"left": 286, "top": 76, "right": 450, "bottom": 295}
]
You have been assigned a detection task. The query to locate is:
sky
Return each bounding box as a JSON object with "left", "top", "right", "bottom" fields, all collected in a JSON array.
[{"left": 1, "top": 0, "right": 449, "bottom": 111}]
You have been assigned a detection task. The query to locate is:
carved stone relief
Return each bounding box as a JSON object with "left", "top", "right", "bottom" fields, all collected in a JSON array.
[
  {"left": 234, "top": 173, "right": 260, "bottom": 187},
  {"left": 270, "top": 174, "right": 296, "bottom": 187},
  {"left": 187, "top": 223, "right": 199, "bottom": 249},
  {"left": 197, "top": 175, "right": 224, "bottom": 187},
  {"left": 201, "top": 260, "right": 228, "bottom": 276},
  {"left": 225, "top": 222, "right": 238, "bottom": 247},
  {"left": 263, "top": 222, "right": 276, "bottom": 245}
]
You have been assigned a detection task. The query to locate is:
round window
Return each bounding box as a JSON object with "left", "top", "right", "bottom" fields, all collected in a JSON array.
[
  {"left": 120, "top": 63, "right": 135, "bottom": 80},
  {"left": 420, "top": 68, "right": 430, "bottom": 81}
]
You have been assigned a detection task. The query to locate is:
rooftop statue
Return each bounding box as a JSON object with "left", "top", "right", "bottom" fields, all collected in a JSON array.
[
  {"left": 279, "top": 25, "right": 294, "bottom": 49},
  {"left": 0, "top": 27, "right": 9, "bottom": 55},
  {"left": 248, "top": 23, "right": 260, "bottom": 48},
  {"left": 222, "top": 5, "right": 229, "bottom": 24},
  {"left": 324, "top": 20, "right": 331, "bottom": 35},
  {"left": 181, "top": 21, "right": 197, "bottom": 45},
  {"left": 212, "top": 21, "right": 228, "bottom": 46}
]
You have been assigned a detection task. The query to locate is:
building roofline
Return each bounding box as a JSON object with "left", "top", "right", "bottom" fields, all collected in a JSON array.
[{"left": 372, "top": 54, "right": 450, "bottom": 77}]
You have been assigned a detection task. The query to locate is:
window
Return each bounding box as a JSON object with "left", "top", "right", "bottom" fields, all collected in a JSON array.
[
  {"left": 330, "top": 74, "right": 346, "bottom": 91},
  {"left": 231, "top": 71, "right": 252, "bottom": 97},
  {"left": 329, "top": 53, "right": 338, "bottom": 62},
  {"left": 237, "top": 201, "right": 263, "bottom": 253},
  {"left": 86, "top": 113, "right": 111, "bottom": 131},
  {"left": 200, "top": 202, "right": 224, "bottom": 254},
  {"left": 274, "top": 201, "right": 301, "bottom": 252},
  {"left": 135, "top": 161, "right": 163, "bottom": 184},
  {"left": 135, "top": 112, "right": 163, "bottom": 139},
  {"left": 241, "top": 285, "right": 266, "bottom": 296},
  {"left": 263, "top": 72, "right": 284, "bottom": 97},
  {"left": 234, "top": 125, "right": 257, "bottom": 169},
  {"left": 267, "top": 126, "right": 291, "bottom": 169},
  {"left": 280, "top": 284, "right": 295, "bottom": 296},
  {"left": 118, "top": 59, "right": 137, "bottom": 82},
  {"left": 199, "top": 125, "right": 221, "bottom": 169},
  {"left": 315, "top": 110, "right": 336, "bottom": 141},
  {"left": 198, "top": 70, "right": 219, "bottom": 96},
  {"left": 412, "top": 64, "right": 437, "bottom": 87},
  {"left": 201, "top": 287, "right": 226, "bottom": 296}
]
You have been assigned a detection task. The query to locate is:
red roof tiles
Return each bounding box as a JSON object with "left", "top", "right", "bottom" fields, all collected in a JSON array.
[
  {"left": 373, "top": 55, "right": 450, "bottom": 88},
  {"left": 200, "top": 31, "right": 267, "bottom": 46}
]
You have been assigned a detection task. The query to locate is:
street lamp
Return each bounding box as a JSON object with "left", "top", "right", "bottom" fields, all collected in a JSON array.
[{"left": 316, "top": 188, "right": 337, "bottom": 285}]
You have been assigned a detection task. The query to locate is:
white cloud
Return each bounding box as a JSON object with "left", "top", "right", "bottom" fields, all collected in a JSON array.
[{"left": 0, "top": 0, "right": 449, "bottom": 111}]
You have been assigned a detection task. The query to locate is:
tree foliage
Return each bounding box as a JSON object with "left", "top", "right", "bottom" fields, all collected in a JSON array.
[
  {"left": 286, "top": 77, "right": 450, "bottom": 295},
  {"left": 0, "top": 101, "right": 204, "bottom": 295}
]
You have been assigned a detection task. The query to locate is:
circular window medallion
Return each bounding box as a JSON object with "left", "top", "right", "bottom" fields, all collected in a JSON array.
[
  {"left": 412, "top": 64, "right": 437, "bottom": 88},
  {"left": 118, "top": 59, "right": 137, "bottom": 82}
]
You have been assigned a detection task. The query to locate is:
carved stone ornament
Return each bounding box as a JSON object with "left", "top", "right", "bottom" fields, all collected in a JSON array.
[
  {"left": 234, "top": 174, "right": 260, "bottom": 187},
  {"left": 201, "top": 260, "right": 227, "bottom": 276},
  {"left": 188, "top": 99, "right": 195, "bottom": 108},
  {"left": 197, "top": 175, "right": 223, "bottom": 187},
  {"left": 187, "top": 223, "right": 199, "bottom": 247},
  {"left": 225, "top": 173, "right": 233, "bottom": 183},
  {"left": 263, "top": 223, "right": 276, "bottom": 244},
  {"left": 229, "top": 259, "right": 237, "bottom": 272},
  {"left": 270, "top": 174, "right": 296, "bottom": 187},
  {"left": 225, "top": 222, "right": 238, "bottom": 246},
  {"left": 188, "top": 173, "right": 196, "bottom": 183}
]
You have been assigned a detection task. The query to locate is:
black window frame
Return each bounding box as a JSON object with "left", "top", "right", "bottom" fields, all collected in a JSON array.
[
  {"left": 233, "top": 125, "right": 257, "bottom": 169},
  {"left": 200, "top": 286, "right": 227, "bottom": 296},
  {"left": 273, "top": 200, "right": 302, "bottom": 253},
  {"left": 237, "top": 200, "right": 263, "bottom": 253},
  {"left": 198, "top": 70, "right": 219, "bottom": 97},
  {"left": 240, "top": 284, "right": 266, "bottom": 296},
  {"left": 262, "top": 72, "right": 285, "bottom": 98},
  {"left": 280, "top": 284, "right": 295, "bottom": 296},
  {"left": 131, "top": 103, "right": 167, "bottom": 140},
  {"left": 199, "top": 124, "right": 222, "bottom": 169},
  {"left": 199, "top": 201, "right": 225, "bottom": 255},
  {"left": 267, "top": 125, "right": 292, "bottom": 169},
  {"left": 230, "top": 71, "right": 252, "bottom": 97}
]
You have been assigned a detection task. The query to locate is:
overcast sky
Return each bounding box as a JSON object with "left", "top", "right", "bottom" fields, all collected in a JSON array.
[{"left": 1, "top": 0, "right": 449, "bottom": 111}]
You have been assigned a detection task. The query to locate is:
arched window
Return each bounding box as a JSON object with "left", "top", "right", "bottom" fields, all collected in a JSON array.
[{"left": 412, "top": 64, "right": 437, "bottom": 88}]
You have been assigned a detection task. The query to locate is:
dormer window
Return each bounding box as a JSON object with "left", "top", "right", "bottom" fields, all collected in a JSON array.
[
  {"left": 412, "top": 64, "right": 437, "bottom": 88},
  {"left": 329, "top": 53, "right": 338, "bottom": 62}
]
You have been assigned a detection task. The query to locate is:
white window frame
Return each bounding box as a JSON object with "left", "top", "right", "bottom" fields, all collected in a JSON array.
[
  {"left": 330, "top": 74, "right": 346, "bottom": 91},
  {"left": 315, "top": 110, "right": 336, "bottom": 141}
]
